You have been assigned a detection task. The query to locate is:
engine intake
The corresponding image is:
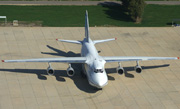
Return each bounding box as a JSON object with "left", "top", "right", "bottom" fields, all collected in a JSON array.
[
  {"left": 47, "top": 67, "right": 54, "bottom": 76},
  {"left": 135, "top": 65, "right": 142, "bottom": 73},
  {"left": 67, "top": 67, "right": 75, "bottom": 77},
  {"left": 117, "top": 67, "right": 124, "bottom": 75}
]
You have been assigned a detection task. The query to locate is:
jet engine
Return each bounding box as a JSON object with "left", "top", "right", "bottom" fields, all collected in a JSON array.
[
  {"left": 47, "top": 66, "right": 54, "bottom": 76},
  {"left": 67, "top": 65, "right": 75, "bottom": 77},
  {"left": 135, "top": 65, "right": 142, "bottom": 73},
  {"left": 117, "top": 67, "right": 124, "bottom": 75}
]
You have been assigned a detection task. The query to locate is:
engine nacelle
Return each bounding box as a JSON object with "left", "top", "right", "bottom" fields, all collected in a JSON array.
[
  {"left": 117, "top": 67, "right": 124, "bottom": 75},
  {"left": 67, "top": 67, "right": 75, "bottom": 77},
  {"left": 47, "top": 67, "right": 54, "bottom": 76},
  {"left": 135, "top": 65, "right": 142, "bottom": 73}
]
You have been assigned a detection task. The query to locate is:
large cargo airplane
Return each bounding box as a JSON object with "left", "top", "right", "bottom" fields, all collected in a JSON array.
[{"left": 2, "top": 11, "right": 179, "bottom": 89}]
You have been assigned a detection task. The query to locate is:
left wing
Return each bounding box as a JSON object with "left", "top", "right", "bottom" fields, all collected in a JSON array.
[
  {"left": 2, "top": 57, "right": 87, "bottom": 63},
  {"left": 103, "top": 56, "right": 179, "bottom": 63}
]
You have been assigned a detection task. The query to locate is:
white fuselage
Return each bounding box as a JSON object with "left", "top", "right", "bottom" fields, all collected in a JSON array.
[{"left": 81, "top": 38, "right": 108, "bottom": 88}]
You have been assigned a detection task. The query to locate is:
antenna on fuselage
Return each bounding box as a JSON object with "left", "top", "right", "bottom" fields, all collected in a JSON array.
[{"left": 85, "top": 10, "right": 90, "bottom": 42}]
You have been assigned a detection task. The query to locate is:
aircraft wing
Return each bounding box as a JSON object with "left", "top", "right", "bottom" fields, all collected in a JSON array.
[
  {"left": 103, "top": 56, "right": 179, "bottom": 62},
  {"left": 2, "top": 57, "right": 87, "bottom": 63}
]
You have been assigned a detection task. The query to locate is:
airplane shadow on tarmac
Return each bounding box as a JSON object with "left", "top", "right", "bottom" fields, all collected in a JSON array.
[{"left": 0, "top": 45, "right": 170, "bottom": 93}]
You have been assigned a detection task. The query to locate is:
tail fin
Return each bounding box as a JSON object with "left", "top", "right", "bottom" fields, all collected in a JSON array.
[{"left": 85, "top": 10, "right": 90, "bottom": 42}]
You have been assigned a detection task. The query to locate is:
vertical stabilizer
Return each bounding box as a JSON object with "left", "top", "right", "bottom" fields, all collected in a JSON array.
[{"left": 85, "top": 10, "right": 90, "bottom": 42}]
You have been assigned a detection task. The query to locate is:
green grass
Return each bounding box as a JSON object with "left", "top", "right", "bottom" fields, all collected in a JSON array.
[
  {"left": 144, "top": 0, "right": 179, "bottom": 1},
  {"left": 142, "top": 5, "right": 180, "bottom": 26},
  {"left": 0, "top": 0, "right": 180, "bottom": 1},
  {"left": 0, "top": 5, "right": 180, "bottom": 27}
]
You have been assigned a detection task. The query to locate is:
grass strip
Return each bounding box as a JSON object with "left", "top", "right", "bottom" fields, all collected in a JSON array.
[{"left": 0, "top": 5, "right": 179, "bottom": 27}]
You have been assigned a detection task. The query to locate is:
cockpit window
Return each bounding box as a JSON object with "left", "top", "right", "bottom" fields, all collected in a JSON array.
[{"left": 94, "top": 69, "right": 103, "bottom": 73}]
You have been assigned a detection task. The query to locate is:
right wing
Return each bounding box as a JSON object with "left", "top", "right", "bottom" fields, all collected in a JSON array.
[
  {"left": 103, "top": 56, "right": 179, "bottom": 63},
  {"left": 2, "top": 57, "right": 87, "bottom": 63}
]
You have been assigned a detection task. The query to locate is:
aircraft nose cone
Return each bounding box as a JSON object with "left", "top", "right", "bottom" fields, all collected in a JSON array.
[
  {"left": 89, "top": 71, "right": 108, "bottom": 88},
  {"left": 96, "top": 80, "right": 107, "bottom": 88},
  {"left": 93, "top": 74, "right": 108, "bottom": 88}
]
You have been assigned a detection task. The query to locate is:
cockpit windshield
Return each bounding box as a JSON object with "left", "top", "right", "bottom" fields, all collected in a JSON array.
[{"left": 94, "top": 69, "right": 103, "bottom": 73}]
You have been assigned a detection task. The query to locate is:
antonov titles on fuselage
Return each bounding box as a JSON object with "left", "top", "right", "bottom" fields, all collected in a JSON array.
[{"left": 2, "top": 11, "right": 179, "bottom": 89}]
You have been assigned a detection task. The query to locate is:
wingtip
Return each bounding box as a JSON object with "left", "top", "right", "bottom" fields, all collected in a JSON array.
[
  {"left": 56, "top": 39, "right": 58, "bottom": 41},
  {"left": 178, "top": 57, "right": 179, "bottom": 59},
  {"left": 115, "top": 37, "right": 117, "bottom": 40},
  {"left": 2, "top": 60, "right": 4, "bottom": 62}
]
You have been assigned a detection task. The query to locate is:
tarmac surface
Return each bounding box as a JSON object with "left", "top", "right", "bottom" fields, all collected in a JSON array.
[
  {"left": 0, "top": 1, "right": 180, "bottom": 5},
  {"left": 0, "top": 27, "right": 180, "bottom": 109}
]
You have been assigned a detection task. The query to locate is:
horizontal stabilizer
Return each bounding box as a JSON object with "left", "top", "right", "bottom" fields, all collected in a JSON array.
[
  {"left": 93, "top": 38, "right": 117, "bottom": 44},
  {"left": 56, "top": 39, "right": 82, "bottom": 44}
]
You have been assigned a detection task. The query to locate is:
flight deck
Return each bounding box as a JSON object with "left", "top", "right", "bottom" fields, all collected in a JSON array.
[{"left": 0, "top": 27, "right": 180, "bottom": 109}]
